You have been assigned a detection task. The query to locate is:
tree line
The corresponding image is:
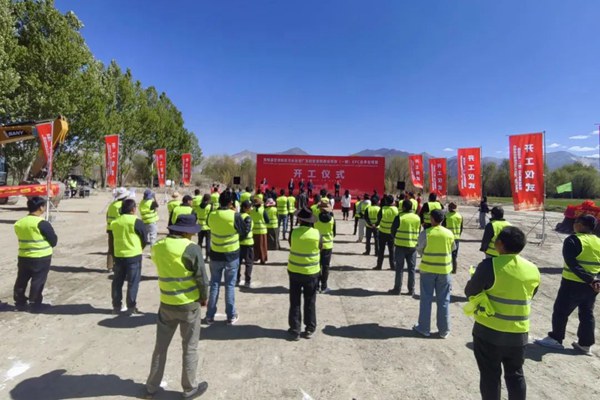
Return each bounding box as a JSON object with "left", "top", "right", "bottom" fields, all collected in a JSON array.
[{"left": 0, "top": 0, "right": 201, "bottom": 186}]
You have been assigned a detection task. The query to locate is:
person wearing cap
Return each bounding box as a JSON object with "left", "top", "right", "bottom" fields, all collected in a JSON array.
[
  {"left": 140, "top": 189, "right": 159, "bottom": 246},
  {"left": 237, "top": 201, "right": 255, "bottom": 287},
  {"left": 363, "top": 197, "right": 380, "bottom": 256},
  {"left": 373, "top": 195, "right": 398, "bottom": 271},
  {"left": 287, "top": 192, "right": 297, "bottom": 233},
  {"left": 356, "top": 194, "right": 371, "bottom": 243},
  {"left": 210, "top": 187, "right": 220, "bottom": 208},
  {"left": 418, "top": 192, "right": 444, "bottom": 229},
  {"left": 413, "top": 209, "right": 455, "bottom": 338},
  {"left": 276, "top": 189, "right": 289, "bottom": 241},
  {"left": 535, "top": 214, "right": 600, "bottom": 356},
  {"left": 287, "top": 207, "right": 322, "bottom": 340},
  {"left": 106, "top": 187, "right": 130, "bottom": 272},
  {"left": 194, "top": 194, "right": 213, "bottom": 263},
  {"left": 250, "top": 197, "right": 270, "bottom": 264},
  {"left": 110, "top": 198, "right": 147, "bottom": 315},
  {"left": 145, "top": 214, "right": 209, "bottom": 399},
  {"left": 13, "top": 197, "right": 58, "bottom": 312},
  {"left": 167, "top": 192, "right": 181, "bottom": 216},
  {"left": 389, "top": 199, "right": 421, "bottom": 295},
  {"left": 315, "top": 201, "right": 336, "bottom": 293},
  {"left": 465, "top": 226, "right": 540, "bottom": 400},
  {"left": 442, "top": 202, "right": 463, "bottom": 274},
  {"left": 205, "top": 191, "right": 247, "bottom": 325},
  {"left": 171, "top": 195, "right": 197, "bottom": 225},
  {"left": 265, "top": 198, "right": 280, "bottom": 251},
  {"left": 480, "top": 206, "right": 511, "bottom": 258}
]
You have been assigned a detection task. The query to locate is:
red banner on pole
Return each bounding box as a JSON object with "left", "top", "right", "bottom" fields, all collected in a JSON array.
[
  {"left": 429, "top": 158, "right": 447, "bottom": 197},
  {"left": 155, "top": 149, "right": 167, "bottom": 188},
  {"left": 104, "top": 135, "right": 119, "bottom": 188},
  {"left": 409, "top": 154, "right": 424, "bottom": 189},
  {"left": 457, "top": 148, "right": 482, "bottom": 201},
  {"left": 0, "top": 183, "right": 61, "bottom": 198},
  {"left": 509, "top": 133, "right": 544, "bottom": 211},
  {"left": 36, "top": 122, "right": 53, "bottom": 180},
  {"left": 181, "top": 153, "right": 192, "bottom": 186}
]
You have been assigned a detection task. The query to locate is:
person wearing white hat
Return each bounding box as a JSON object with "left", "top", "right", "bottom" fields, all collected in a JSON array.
[{"left": 106, "top": 187, "right": 129, "bottom": 272}]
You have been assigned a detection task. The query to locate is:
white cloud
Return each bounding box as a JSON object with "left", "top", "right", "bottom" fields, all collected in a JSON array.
[
  {"left": 548, "top": 143, "right": 561, "bottom": 148},
  {"left": 569, "top": 135, "right": 589, "bottom": 140},
  {"left": 586, "top": 153, "right": 600, "bottom": 159},
  {"left": 591, "top": 129, "right": 599, "bottom": 135},
  {"left": 443, "top": 147, "right": 454, "bottom": 152},
  {"left": 495, "top": 150, "right": 505, "bottom": 154},
  {"left": 568, "top": 146, "right": 597, "bottom": 152}
]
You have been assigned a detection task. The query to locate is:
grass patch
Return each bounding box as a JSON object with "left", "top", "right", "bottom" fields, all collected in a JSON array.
[{"left": 487, "top": 197, "right": 596, "bottom": 212}]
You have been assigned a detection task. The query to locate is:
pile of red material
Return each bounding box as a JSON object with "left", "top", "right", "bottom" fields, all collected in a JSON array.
[{"left": 556, "top": 200, "right": 600, "bottom": 234}]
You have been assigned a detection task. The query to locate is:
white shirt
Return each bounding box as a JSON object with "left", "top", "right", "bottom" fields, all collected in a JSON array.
[{"left": 341, "top": 195, "right": 351, "bottom": 208}]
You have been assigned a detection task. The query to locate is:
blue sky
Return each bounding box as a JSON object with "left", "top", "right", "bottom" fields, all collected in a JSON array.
[{"left": 55, "top": 0, "right": 600, "bottom": 158}]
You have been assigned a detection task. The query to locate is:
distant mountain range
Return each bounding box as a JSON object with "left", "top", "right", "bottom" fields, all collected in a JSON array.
[{"left": 229, "top": 147, "right": 599, "bottom": 172}]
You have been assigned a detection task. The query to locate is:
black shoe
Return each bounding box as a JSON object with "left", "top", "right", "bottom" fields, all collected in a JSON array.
[
  {"left": 402, "top": 290, "right": 415, "bottom": 296},
  {"left": 15, "top": 303, "right": 29, "bottom": 312},
  {"left": 183, "top": 381, "right": 209, "bottom": 399},
  {"left": 390, "top": 267, "right": 395, "bottom": 271},
  {"left": 372, "top": 266, "right": 382, "bottom": 270},
  {"left": 362, "top": 251, "right": 370, "bottom": 255},
  {"left": 387, "top": 288, "right": 401, "bottom": 295},
  {"left": 288, "top": 329, "right": 301, "bottom": 341},
  {"left": 302, "top": 330, "right": 315, "bottom": 339},
  {"left": 29, "top": 303, "right": 51, "bottom": 313}
]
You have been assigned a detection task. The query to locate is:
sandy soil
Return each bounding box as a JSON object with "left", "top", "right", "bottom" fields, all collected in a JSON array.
[{"left": 0, "top": 192, "right": 598, "bottom": 400}]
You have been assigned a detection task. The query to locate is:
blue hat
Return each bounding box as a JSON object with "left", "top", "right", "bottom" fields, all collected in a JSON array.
[
  {"left": 167, "top": 214, "right": 201, "bottom": 234},
  {"left": 143, "top": 189, "right": 154, "bottom": 200}
]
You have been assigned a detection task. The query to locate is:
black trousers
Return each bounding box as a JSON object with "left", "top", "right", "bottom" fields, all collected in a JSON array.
[
  {"left": 238, "top": 245, "right": 255, "bottom": 283},
  {"left": 549, "top": 278, "right": 597, "bottom": 346},
  {"left": 452, "top": 241, "right": 460, "bottom": 274},
  {"left": 353, "top": 217, "right": 359, "bottom": 235},
  {"left": 365, "top": 227, "right": 379, "bottom": 255},
  {"left": 473, "top": 335, "right": 526, "bottom": 400},
  {"left": 319, "top": 249, "right": 332, "bottom": 290},
  {"left": 288, "top": 213, "right": 295, "bottom": 233},
  {"left": 376, "top": 232, "right": 395, "bottom": 269},
  {"left": 13, "top": 259, "right": 51, "bottom": 306},
  {"left": 198, "top": 230, "right": 211, "bottom": 258},
  {"left": 288, "top": 272, "right": 319, "bottom": 334}
]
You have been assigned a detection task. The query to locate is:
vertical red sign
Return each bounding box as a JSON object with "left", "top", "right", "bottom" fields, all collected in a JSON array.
[
  {"left": 429, "top": 158, "right": 447, "bottom": 197},
  {"left": 457, "top": 148, "right": 482, "bottom": 201},
  {"left": 104, "top": 135, "right": 119, "bottom": 188},
  {"left": 509, "top": 133, "right": 544, "bottom": 211},
  {"left": 36, "top": 122, "right": 54, "bottom": 180},
  {"left": 155, "top": 148, "right": 167, "bottom": 188},
  {"left": 181, "top": 153, "right": 192, "bottom": 186},
  {"left": 409, "top": 154, "right": 424, "bottom": 189}
]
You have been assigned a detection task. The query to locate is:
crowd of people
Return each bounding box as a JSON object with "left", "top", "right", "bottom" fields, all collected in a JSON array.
[{"left": 6, "top": 184, "right": 600, "bottom": 400}]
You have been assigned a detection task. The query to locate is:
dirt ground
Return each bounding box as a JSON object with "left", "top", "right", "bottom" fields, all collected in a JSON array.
[{"left": 0, "top": 192, "right": 599, "bottom": 400}]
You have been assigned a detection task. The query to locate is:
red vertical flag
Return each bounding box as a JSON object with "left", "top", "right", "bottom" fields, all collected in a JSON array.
[
  {"left": 457, "top": 148, "right": 482, "bottom": 201},
  {"left": 429, "top": 158, "right": 447, "bottom": 197},
  {"left": 181, "top": 153, "right": 192, "bottom": 186},
  {"left": 154, "top": 148, "right": 167, "bottom": 188},
  {"left": 509, "top": 133, "right": 544, "bottom": 211},
  {"left": 409, "top": 154, "right": 424, "bottom": 188},
  {"left": 104, "top": 135, "right": 119, "bottom": 188},
  {"left": 36, "top": 122, "right": 54, "bottom": 181}
]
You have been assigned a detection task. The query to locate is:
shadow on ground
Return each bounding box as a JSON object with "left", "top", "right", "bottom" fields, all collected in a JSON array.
[
  {"left": 411, "top": 294, "right": 468, "bottom": 303},
  {"left": 9, "top": 369, "right": 182, "bottom": 399},
  {"left": 243, "top": 285, "right": 288, "bottom": 294},
  {"left": 328, "top": 287, "right": 389, "bottom": 297},
  {"left": 329, "top": 265, "right": 374, "bottom": 272},
  {"left": 322, "top": 324, "right": 421, "bottom": 340},
  {"left": 23, "top": 304, "right": 113, "bottom": 315},
  {"left": 537, "top": 267, "right": 562, "bottom": 275},
  {"left": 97, "top": 313, "right": 157, "bottom": 329},
  {"left": 464, "top": 342, "right": 579, "bottom": 362},
  {"left": 51, "top": 265, "right": 107, "bottom": 274},
  {"left": 0, "top": 218, "right": 18, "bottom": 224},
  {"left": 201, "top": 324, "right": 289, "bottom": 340}
]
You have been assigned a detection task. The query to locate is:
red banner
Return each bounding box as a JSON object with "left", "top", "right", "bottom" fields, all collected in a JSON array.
[
  {"left": 181, "top": 153, "right": 192, "bottom": 186},
  {"left": 409, "top": 154, "right": 424, "bottom": 189},
  {"left": 155, "top": 148, "right": 167, "bottom": 188},
  {"left": 429, "top": 158, "right": 447, "bottom": 197},
  {"left": 37, "top": 122, "right": 53, "bottom": 180},
  {"left": 509, "top": 133, "right": 544, "bottom": 211},
  {"left": 457, "top": 148, "right": 482, "bottom": 201},
  {"left": 104, "top": 135, "right": 119, "bottom": 188},
  {"left": 255, "top": 154, "right": 385, "bottom": 197},
  {"left": 0, "top": 183, "right": 61, "bottom": 198}
]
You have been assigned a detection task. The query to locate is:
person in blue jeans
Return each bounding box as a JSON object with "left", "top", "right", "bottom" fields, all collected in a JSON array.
[{"left": 204, "top": 191, "right": 249, "bottom": 325}]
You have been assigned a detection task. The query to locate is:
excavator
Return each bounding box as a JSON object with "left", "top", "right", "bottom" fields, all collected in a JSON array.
[{"left": 0, "top": 116, "right": 69, "bottom": 205}]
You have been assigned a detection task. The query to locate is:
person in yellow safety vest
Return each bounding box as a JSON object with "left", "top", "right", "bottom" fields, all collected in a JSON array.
[
  {"left": 413, "top": 210, "right": 455, "bottom": 338},
  {"left": 373, "top": 195, "right": 398, "bottom": 270},
  {"left": 195, "top": 193, "right": 212, "bottom": 263},
  {"left": 442, "top": 202, "right": 463, "bottom": 274},
  {"left": 192, "top": 188, "right": 203, "bottom": 212},
  {"left": 205, "top": 191, "right": 248, "bottom": 325},
  {"left": 418, "top": 192, "right": 444, "bottom": 229},
  {"left": 315, "top": 201, "right": 336, "bottom": 293},
  {"left": 170, "top": 195, "right": 196, "bottom": 225},
  {"left": 408, "top": 191, "right": 418, "bottom": 213},
  {"left": 265, "top": 198, "right": 280, "bottom": 250},
  {"left": 13, "top": 196, "right": 58, "bottom": 312},
  {"left": 287, "top": 206, "right": 322, "bottom": 341},
  {"left": 69, "top": 177, "right": 78, "bottom": 198},
  {"left": 310, "top": 194, "right": 321, "bottom": 217},
  {"left": 466, "top": 226, "right": 540, "bottom": 400},
  {"left": 356, "top": 193, "right": 371, "bottom": 243},
  {"left": 210, "top": 188, "right": 220, "bottom": 208},
  {"left": 287, "top": 192, "right": 297, "bottom": 235},
  {"left": 389, "top": 199, "right": 421, "bottom": 295},
  {"left": 536, "top": 214, "right": 600, "bottom": 356},
  {"left": 480, "top": 206, "right": 511, "bottom": 258},
  {"left": 140, "top": 189, "right": 159, "bottom": 245},
  {"left": 145, "top": 214, "right": 209, "bottom": 399},
  {"left": 276, "top": 189, "right": 290, "bottom": 241},
  {"left": 363, "top": 197, "right": 381, "bottom": 256},
  {"left": 352, "top": 194, "right": 361, "bottom": 235},
  {"left": 110, "top": 199, "right": 148, "bottom": 315},
  {"left": 237, "top": 201, "right": 255, "bottom": 288},
  {"left": 250, "top": 197, "right": 270, "bottom": 265},
  {"left": 240, "top": 187, "right": 252, "bottom": 204},
  {"left": 106, "top": 187, "right": 130, "bottom": 272}
]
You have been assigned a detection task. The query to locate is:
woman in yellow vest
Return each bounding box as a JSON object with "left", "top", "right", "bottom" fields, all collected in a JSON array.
[
  {"left": 465, "top": 226, "right": 540, "bottom": 400},
  {"left": 442, "top": 202, "right": 463, "bottom": 274},
  {"left": 106, "top": 187, "right": 130, "bottom": 272},
  {"left": 373, "top": 195, "right": 398, "bottom": 270},
  {"left": 418, "top": 192, "right": 443, "bottom": 229},
  {"left": 315, "top": 201, "right": 336, "bottom": 293},
  {"left": 13, "top": 196, "right": 58, "bottom": 312},
  {"left": 287, "top": 206, "right": 322, "bottom": 341},
  {"left": 250, "top": 198, "right": 269, "bottom": 265},
  {"left": 170, "top": 195, "right": 196, "bottom": 225},
  {"left": 276, "top": 189, "right": 289, "bottom": 241},
  {"left": 196, "top": 194, "right": 212, "bottom": 263},
  {"left": 480, "top": 206, "right": 511, "bottom": 258},
  {"left": 265, "top": 198, "right": 279, "bottom": 251},
  {"left": 237, "top": 201, "right": 255, "bottom": 288},
  {"left": 167, "top": 192, "right": 181, "bottom": 215},
  {"left": 389, "top": 199, "right": 421, "bottom": 295},
  {"left": 140, "top": 189, "right": 159, "bottom": 245},
  {"left": 536, "top": 215, "right": 600, "bottom": 356},
  {"left": 287, "top": 193, "right": 297, "bottom": 235}
]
